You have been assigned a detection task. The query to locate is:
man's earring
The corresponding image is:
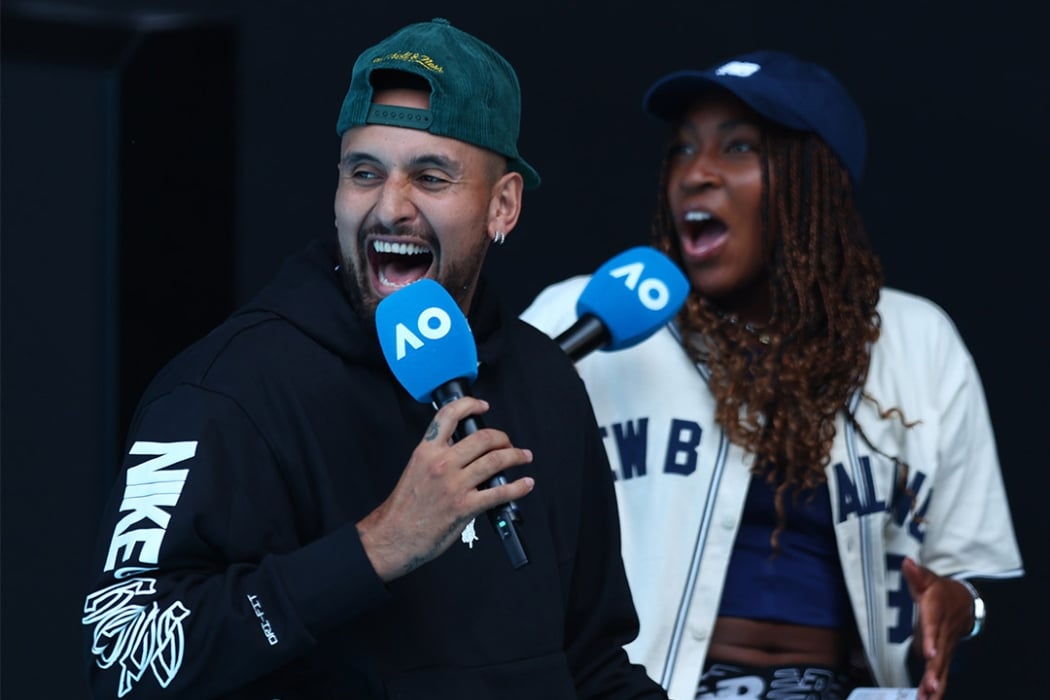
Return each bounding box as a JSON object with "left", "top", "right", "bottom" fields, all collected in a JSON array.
[{"left": 493, "top": 231, "right": 506, "bottom": 245}]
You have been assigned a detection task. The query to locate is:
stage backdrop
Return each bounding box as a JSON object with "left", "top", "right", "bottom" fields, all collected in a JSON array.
[{"left": 3, "top": 1, "right": 1042, "bottom": 697}]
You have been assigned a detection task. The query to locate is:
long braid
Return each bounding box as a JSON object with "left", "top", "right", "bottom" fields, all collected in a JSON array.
[{"left": 654, "top": 127, "right": 886, "bottom": 548}]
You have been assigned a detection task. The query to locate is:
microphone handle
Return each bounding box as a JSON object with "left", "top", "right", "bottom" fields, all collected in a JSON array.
[
  {"left": 432, "top": 379, "right": 528, "bottom": 569},
  {"left": 553, "top": 314, "right": 611, "bottom": 362}
]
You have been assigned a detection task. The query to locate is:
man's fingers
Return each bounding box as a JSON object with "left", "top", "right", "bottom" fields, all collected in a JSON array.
[
  {"left": 461, "top": 441, "right": 533, "bottom": 489},
  {"left": 425, "top": 394, "right": 535, "bottom": 509},
  {"left": 434, "top": 395, "right": 489, "bottom": 428},
  {"left": 419, "top": 396, "right": 489, "bottom": 446},
  {"left": 473, "top": 473, "right": 536, "bottom": 513}
]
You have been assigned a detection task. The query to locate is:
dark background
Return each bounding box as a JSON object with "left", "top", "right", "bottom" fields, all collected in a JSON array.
[{"left": 2, "top": 1, "right": 1044, "bottom": 697}]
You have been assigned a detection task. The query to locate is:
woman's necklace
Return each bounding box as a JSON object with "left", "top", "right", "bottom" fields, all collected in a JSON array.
[{"left": 710, "top": 307, "right": 773, "bottom": 345}]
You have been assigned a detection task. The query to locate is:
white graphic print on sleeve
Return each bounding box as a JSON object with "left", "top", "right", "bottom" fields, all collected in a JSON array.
[
  {"left": 83, "top": 578, "right": 190, "bottom": 697},
  {"left": 86, "top": 441, "right": 197, "bottom": 696},
  {"left": 104, "top": 441, "right": 196, "bottom": 578}
]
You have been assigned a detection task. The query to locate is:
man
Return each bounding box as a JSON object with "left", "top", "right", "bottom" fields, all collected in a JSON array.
[{"left": 82, "top": 18, "right": 665, "bottom": 699}]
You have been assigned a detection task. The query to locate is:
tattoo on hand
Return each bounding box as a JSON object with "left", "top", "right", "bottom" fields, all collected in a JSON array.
[
  {"left": 402, "top": 523, "right": 462, "bottom": 576},
  {"left": 401, "top": 554, "right": 426, "bottom": 576},
  {"left": 425, "top": 420, "right": 440, "bottom": 441}
]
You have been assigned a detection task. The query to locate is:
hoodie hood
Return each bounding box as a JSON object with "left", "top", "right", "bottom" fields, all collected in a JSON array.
[
  {"left": 241, "top": 237, "right": 380, "bottom": 366},
  {"left": 238, "top": 237, "right": 508, "bottom": 371}
]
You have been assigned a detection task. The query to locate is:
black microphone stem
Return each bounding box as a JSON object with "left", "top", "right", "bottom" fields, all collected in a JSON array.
[
  {"left": 553, "top": 314, "right": 610, "bottom": 362},
  {"left": 432, "top": 379, "right": 528, "bottom": 569}
]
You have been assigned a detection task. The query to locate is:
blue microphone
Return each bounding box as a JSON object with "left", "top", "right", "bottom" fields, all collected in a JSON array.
[
  {"left": 555, "top": 246, "right": 690, "bottom": 361},
  {"left": 376, "top": 279, "right": 528, "bottom": 569}
]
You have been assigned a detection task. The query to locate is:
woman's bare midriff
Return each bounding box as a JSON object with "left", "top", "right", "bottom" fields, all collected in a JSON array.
[{"left": 707, "top": 616, "right": 845, "bottom": 667}]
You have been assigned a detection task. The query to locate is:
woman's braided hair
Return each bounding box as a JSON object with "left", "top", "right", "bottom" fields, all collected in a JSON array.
[{"left": 654, "top": 124, "right": 888, "bottom": 547}]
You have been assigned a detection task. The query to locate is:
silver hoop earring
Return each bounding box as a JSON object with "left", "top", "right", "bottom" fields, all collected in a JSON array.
[{"left": 493, "top": 231, "right": 506, "bottom": 246}]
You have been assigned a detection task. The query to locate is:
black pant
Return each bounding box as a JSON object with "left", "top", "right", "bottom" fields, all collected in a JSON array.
[{"left": 696, "top": 660, "right": 855, "bottom": 700}]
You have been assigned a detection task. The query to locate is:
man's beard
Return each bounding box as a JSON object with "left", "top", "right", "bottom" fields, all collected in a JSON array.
[{"left": 338, "top": 225, "right": 489, "bottom": 321}]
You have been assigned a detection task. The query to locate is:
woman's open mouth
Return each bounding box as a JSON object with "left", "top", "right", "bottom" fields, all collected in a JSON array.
[{"left": 681, "top": 210, "right": 729, "bottom": 260}]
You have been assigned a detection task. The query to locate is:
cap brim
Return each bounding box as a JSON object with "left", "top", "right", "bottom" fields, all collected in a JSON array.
[
  {"left": 642, "top": 58, "right": 866, "bottom": 184},
  {"left": 643, "top": 70, "right": 811, "bottom": 133},
  {"left": 510, "top": 157, "right": 541, "bottom": 190},
  {"left": 643, "top": 71, "right": 725, "bottom": 120}
]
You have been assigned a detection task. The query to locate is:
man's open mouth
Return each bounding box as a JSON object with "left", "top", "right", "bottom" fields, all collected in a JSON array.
[{"left": 367, "top": 238, "right": 436, "bottom": 290}]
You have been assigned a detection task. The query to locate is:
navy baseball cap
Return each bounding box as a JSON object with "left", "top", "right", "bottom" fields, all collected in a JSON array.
[
  {"left": 643, "top": 50, "right": 866, "bottom": 184},
  {"left": 336, "top": 18, "right": 540, "bottom": 189}
]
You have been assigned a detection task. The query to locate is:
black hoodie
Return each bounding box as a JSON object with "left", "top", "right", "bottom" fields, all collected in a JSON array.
[{"left": 82, "top": 237, "right": 665, "bottom": 700}]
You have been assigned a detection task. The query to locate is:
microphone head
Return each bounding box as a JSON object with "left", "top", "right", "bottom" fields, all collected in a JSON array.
[
  {"left": 576, "top": 246, "right": 689, "bottom": 351},
  {"left": 375, "top": 279, "right": 478, "bottom": 403}
]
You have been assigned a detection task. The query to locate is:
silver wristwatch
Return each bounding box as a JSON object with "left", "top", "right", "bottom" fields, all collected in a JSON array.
[{"left": 958, "top": 579, "right": 985, "bottom": 640}]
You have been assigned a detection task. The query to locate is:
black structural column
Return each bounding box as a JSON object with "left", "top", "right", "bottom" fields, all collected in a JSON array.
[{"left": 1, "top": 6, "right": 237, "bottom": 698}]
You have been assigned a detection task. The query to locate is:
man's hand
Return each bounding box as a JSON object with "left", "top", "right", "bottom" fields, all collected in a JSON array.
[
  {"left": 901, "top": 557, "right": 974, "bottom": 700},
  {"left": 356, "top": 396, "right": 534, "bottom": 581}
]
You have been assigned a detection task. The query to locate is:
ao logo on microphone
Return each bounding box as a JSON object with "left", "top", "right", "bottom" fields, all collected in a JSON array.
[
  {"left": 376, "top": 279, "right": 478, "bottom": 402},
  {"left": 609, "top": 261, "right": 671, "bottom": 311},
  {"left": 555, "top": 246, "right": 688, "bottom": 359},
  {"left": 393, "top": 306, "right": 452, "bottom": 360}
]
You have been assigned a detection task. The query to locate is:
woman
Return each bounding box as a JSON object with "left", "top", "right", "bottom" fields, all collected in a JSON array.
[{"left": 522, "top": 50, "right": 1023, "bottom": 700}]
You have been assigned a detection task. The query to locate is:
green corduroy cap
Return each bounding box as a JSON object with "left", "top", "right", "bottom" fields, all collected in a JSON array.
[{"left": 336, "top": 17, "right": 540, "bottom": 189}]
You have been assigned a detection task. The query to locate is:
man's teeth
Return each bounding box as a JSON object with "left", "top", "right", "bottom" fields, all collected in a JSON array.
[
  {"left": 371, "top": 240, "right": 431, "bottom": 288},
  {"left": 685, "top": 211, "right": 712, "bottom": 222},
  {"left": 378, "top": 272, "right": 418, "bottom": 288},
  {"left": 373, "top": 240, "right": 429, "bottom": 255}
]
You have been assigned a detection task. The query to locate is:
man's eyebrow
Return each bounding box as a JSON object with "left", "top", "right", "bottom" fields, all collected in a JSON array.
[
  {"left": 339, "top": 151, "right": 463, "bottom": 175},
  {"left": 340, "top": 151, "right": 380, "bottom": 169},
  {"left": 409, "top": 153, "right": 462, "bottom": 175}
]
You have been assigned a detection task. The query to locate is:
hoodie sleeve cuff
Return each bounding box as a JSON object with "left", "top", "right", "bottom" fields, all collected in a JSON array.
[{"left": 273, "top": 521, "right": 390, "bottom": 635}]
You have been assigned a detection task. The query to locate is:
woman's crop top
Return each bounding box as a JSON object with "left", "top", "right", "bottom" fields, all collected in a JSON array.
[{"left": 717, "top": 475, "right": 852, "bottom": 629}]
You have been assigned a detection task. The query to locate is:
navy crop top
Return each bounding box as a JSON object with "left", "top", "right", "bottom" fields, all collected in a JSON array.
[{"left": 718, "top": 475, "right": 852, "bottom": 628}]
